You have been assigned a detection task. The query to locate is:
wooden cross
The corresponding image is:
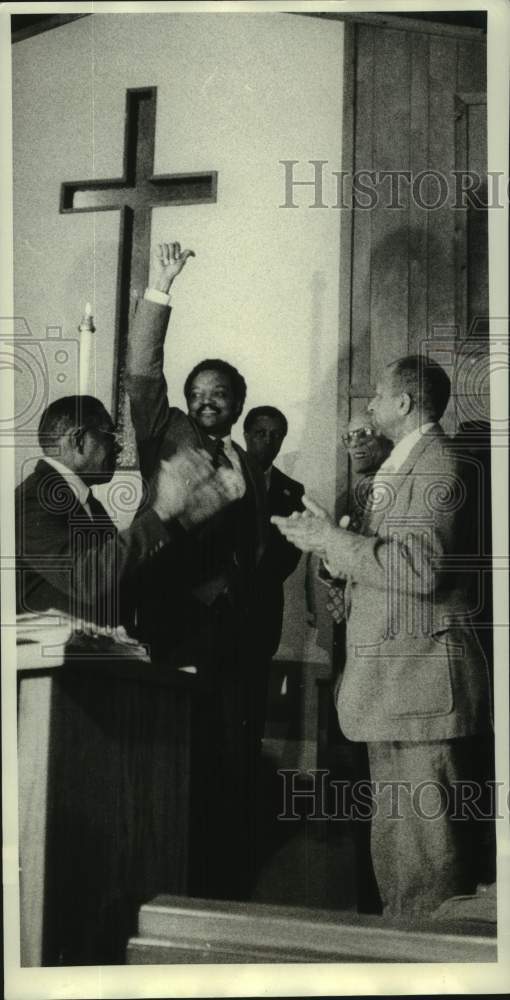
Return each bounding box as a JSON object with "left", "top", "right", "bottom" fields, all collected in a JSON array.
[{"left": 60, "top": 86, "right": 217, "bottom": 467}]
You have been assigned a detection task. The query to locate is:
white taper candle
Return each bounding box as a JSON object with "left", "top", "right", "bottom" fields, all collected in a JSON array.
[{"left": 78, "top": 302, "right": 96, "bottom": 396}]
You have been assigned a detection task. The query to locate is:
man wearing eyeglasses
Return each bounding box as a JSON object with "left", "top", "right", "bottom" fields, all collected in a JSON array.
[
  {"left": 309, "top": 417, "right": 391, "bottom": 631},
  {"left": 16, "top": 394, "right": 241, "bottom": 629}
]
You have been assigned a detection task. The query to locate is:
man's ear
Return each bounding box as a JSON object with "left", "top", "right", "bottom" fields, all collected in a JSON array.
[
  {"left": 400, "top": 392, "right": 412, "bottom": 416},
  {"left": 70, "top": 428, "right": 86, "bottom": 454}
]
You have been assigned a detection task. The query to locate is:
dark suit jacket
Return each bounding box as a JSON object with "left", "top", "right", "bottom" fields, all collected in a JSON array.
[
  {"left": 124, "top": 298, "right": 267, "bottom": 663},
  {"left": 255, "top": 466, "right": 305, "bottom": 657},
  {"left": 323, "top": 425, "right": 491, "bottom": 741},
  {"left": 15, "top": 459, "right": 176, "bottom": 627}
]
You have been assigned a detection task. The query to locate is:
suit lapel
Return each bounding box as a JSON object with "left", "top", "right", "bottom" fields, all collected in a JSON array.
[
  {"left": 35, "top": 460, "right": 87, "bottom": 521},
  {"left": 393, "top": 424, "right": 445, "bottom": 479},
  {"left": 35, "top": 460, "right": 115, "bottom": 528},
  {"left": 367, "top": 425, "right": 445, "bottom": 534},
  {"left": 267, "top": 467, "right": 279, "bottom": 506},
  {"left": 233, "top": 443, "right": 268, "bottom": 560}
]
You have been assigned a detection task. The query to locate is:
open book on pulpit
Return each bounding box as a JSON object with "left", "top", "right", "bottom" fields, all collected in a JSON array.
[{"left": 16, "top": 611, "right": 151, "bottom": 670}]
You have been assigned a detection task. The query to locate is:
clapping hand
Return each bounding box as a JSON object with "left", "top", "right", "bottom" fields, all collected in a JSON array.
[
  {"left": 271, "top": 494, "right": 335, "bottom": 557},
  {"left": 181, "top": 462, "right": 246, "bottom": 527},
  {"left": 153, "top": 449, "right": 216, "bottom": 522},
  {"left": 153, "top": 447, "right": 245, "bottom": 528}
]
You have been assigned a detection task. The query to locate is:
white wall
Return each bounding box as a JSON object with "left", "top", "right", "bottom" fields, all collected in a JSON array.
[{"left": 13, "top": 12, "right": 344, "bottom": 663}]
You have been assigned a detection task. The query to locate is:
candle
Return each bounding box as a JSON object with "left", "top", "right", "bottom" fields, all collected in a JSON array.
[{"left": 78, "top": 302, "right": 96, "bottom": 396}]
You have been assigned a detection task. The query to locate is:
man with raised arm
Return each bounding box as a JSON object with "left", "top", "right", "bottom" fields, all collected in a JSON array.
[{"left": 125, "top": 241, "right": 267, "bottom": 899}]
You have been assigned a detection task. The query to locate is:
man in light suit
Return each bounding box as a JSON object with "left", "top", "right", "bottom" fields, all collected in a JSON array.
[
  {"left": 125, "top": 241, "right": 267, "bottom": 899},
  {"left": 272, "top": 355, "right": 491, "bottom": 918}
]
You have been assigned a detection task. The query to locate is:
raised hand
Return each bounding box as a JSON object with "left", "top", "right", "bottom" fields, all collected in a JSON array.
[{"left": 150, "top": 241, "right": 195, "bottom": 294}]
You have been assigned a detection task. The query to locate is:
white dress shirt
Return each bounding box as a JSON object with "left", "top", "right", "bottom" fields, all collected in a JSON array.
[
  {"left": 145, "top": 287, "right": 171, "bottom": 306},
  {"left": 378, "top": 421, "right": 435, "bottom": 474},
  {"left": 363, "top": 422, "right": 435, "bottom": 522},
  {"left": 43, "top": 456, "right": 92, "bottom": 518}
]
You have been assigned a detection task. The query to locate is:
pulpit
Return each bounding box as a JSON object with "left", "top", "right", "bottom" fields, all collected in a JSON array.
[{"left": 18, "top": 623, "right": 202, "bottom": 966}]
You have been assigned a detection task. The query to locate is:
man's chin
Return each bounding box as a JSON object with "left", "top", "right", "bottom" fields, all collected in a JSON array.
[
  {"left": 254, "top": 451, "right": 274, "bottom": 469},
  {"left": 196, "top": 418, "right": 229, "bottom": 435},
  {"left": 94, "top": 469, "right": 115, "bottom": 484}
]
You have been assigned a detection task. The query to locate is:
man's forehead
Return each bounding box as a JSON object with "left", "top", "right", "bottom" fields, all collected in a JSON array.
[
  {"left": 251, "top": 415, "right": 284, "bottom": 432},
  {"left": 191, "top": 369, "right": 230, "bottom": 388}
]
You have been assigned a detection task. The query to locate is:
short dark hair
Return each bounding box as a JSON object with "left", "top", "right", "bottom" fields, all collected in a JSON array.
[
  {"left": 37, "top": 395, "right": 111, "bottom": 453},
  {"left": 243, "top": 406, "right": 288, "bottom": 436},
  {"left": 183, "top": 359, "right": 247, "bottom": 412},
  {"left": 388, "top": 355, "right": 451, "bottom": 422}
]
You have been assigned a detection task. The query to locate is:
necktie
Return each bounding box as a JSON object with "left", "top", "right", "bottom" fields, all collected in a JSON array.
[
  {"left": 212, "top": 438, "right": 233, "bottom": 470},
  {"left": 85, "top": 490, "right": 115, "bottom": 528}
]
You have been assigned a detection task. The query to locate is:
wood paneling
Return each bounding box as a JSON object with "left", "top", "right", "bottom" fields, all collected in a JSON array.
[
  {"left": 408, "top": 32, "right": 430, "bottom": 356},
  {"left": 427, "top": 36, "right": 458, "bottom": 330},
  {"left": 370, "top": 30, "right": 411, "bottom": 380},
  {"left": 346, "top": 24, "right": 487, "bottom": 419}
]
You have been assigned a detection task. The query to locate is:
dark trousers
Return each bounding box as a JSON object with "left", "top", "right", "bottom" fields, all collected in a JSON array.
[
  {"left": 188, "top": 595, "right": 260, "bottom": 902},
  {"left": 366, "top": 736, "right": 493, "bottom": 918}
]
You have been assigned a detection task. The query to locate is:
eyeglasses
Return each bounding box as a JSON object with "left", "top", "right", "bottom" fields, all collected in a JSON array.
[{"left": 341, "top": 427, "right": 375, "bottom": 448}]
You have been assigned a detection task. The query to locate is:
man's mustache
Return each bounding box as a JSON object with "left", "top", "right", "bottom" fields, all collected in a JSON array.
[{"left": 197, "top": 404, "right": 220, "bottom": 415}]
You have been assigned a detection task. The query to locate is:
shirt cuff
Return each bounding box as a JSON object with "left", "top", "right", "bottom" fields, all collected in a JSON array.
[{"left": 144, "top": 287, "right": 172, "bottom": 306}]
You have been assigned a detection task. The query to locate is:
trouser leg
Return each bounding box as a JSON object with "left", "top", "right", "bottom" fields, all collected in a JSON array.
[{"left": 366, "top": 738, "right": 479, "bottom": 918}]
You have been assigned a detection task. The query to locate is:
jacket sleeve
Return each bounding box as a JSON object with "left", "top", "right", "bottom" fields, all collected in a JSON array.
[
  {"left": 263, "top": 484, "right": 305, "bottom": 582},
  {"left": 124, "top": 298, "right": 173, "bottom": 443},
  {"left": 17, "top": 487, "right": 185, "bottom": 615},
  {"left": 261, "top": 526, "right": 302, "bottom": 584},
  {"left": 124, "top": 298, "right": 193, "bottom": 481},
  {"left": 323, "top": 452, "right": 466, "bottom": 598}
]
